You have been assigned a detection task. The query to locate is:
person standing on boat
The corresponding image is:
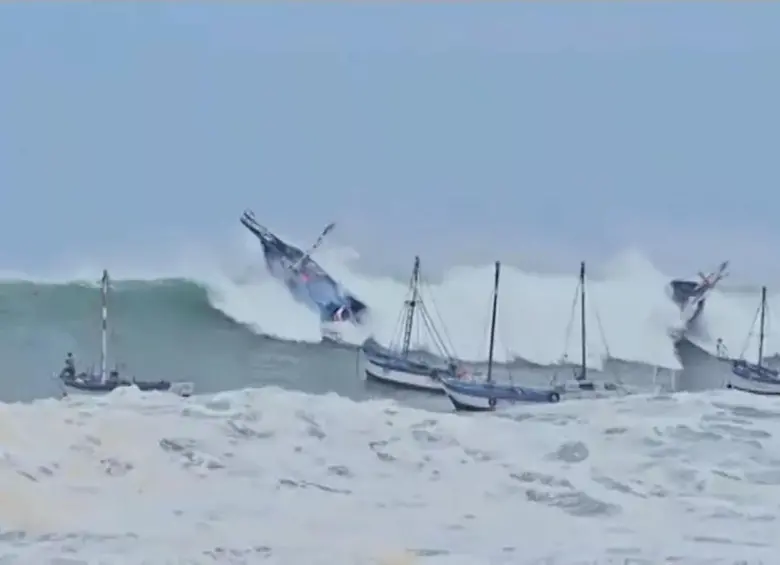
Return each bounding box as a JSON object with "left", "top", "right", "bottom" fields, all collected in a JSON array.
[
  {"left": 62, "top": 352, "right": 76, "bottom": 379},
  {"left": 716, "top": 338, "right": 729, "bottom": 359}
]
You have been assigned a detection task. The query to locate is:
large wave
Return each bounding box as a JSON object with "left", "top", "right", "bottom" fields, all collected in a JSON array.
[{"left": 0, "top": 234, "right": 773, "bottom": 371}]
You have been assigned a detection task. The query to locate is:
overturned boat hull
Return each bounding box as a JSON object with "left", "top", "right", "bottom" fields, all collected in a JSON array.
[{"left": 240, "top": 211, "right": 368, "bottom": 333}]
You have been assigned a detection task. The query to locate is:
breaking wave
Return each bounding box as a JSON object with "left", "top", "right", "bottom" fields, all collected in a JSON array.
[{"left": 0, "top": 238, "right": 774, "bottom": 371}]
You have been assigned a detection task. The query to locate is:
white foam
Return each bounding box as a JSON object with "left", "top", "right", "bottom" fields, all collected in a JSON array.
[{"left": 1, "top": 387, "right": 779, "bottom": 562}]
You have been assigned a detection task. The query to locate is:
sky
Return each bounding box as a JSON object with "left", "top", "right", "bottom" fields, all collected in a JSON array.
[{"left": 1, "top": 4, "right": 779, "bottom": 280}]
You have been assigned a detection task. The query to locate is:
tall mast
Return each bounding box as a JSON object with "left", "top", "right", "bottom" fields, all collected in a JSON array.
[
  {"left": 758, "top": 285, "right": 767, "bottom": 367},
  {"left": 401, "top": 256, "right": 420, "bottom": 357},
  {"left": 100, "top": 269, "right": 109, "bottom": 384},
  {"left": 486, "top": 261, "right": 501, "bottom": 384},
  {"left": 579, "top": 261, "right": 587, "bottom": 381}
]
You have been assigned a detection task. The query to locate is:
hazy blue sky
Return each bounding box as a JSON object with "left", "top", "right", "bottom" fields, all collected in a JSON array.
[{"left": 1, "top": 4, "right": 779, "bottom": 279}]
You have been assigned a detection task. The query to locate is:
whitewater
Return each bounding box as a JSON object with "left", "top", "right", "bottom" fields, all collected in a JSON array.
[
  {"left": 11, "top": 230, "right": 778, "bottom": 372},
  {"left": 1, "top": 386, "right": 779, "bottom": 563}
]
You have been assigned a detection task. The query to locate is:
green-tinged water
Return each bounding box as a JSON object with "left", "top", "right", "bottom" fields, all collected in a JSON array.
[{"left": 0, "top": 278, "right": 680, "bottom": 406}]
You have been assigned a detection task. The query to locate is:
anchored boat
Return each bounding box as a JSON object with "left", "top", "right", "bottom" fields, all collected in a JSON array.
[
  {"left": 550, "top": 261, "right": 623, "bottom": 397},
  {"left": 725, "top": 285, "right": 780, "bottom": 395},
  {"left": 56, "top": 270, "right": 194, "bottom": 397},
  {"left": 240, "top": 210, "right": 368, "bottom": 342},
  {"left": 440, "top": 261, "right": 561, "bottom": 411},
  {"left": 362, "top": 256, "right": 458, "bottom": 393}
]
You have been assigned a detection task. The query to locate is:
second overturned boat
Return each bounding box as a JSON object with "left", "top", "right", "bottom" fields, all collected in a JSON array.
[
  {"left": 240, "top": 210, "right": 368, "bottom": 342},
  {"left": 57, "top": 270, "right": 194, "bottom": 397},
  {"left": 668, "top": 260, "right": 729, "bottom": 328},
  {"left": 726, "top": 285, "right": 780, "bottom": 395},
  {"left": 362, "top": 256, "right": 458, "bottom": 393}
]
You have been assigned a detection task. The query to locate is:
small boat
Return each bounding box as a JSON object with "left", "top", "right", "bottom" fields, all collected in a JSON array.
[
  {"left": 440, "top": 261, "right": 561, "bottom": 411},
  {"left": 725, "top": 285, "right": 780, "bottom": 395},
  {"left": 362, "top": 256, "right": 457, "bottom": 392},
  {"left": 240, "top": 210, "right": 368, "bottom": 342},
  {"left": 668, "top": 260, "right": 729, "bottom": 328},
  {"left": 56, "top": 270, "right": 194, "bottom": 398},
  {"left": 550, "top": 261, "right": 623, "bottom": 397}
]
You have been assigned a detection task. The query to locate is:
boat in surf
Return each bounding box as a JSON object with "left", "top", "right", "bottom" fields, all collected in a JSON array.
[
  {"left": 440, "top": 261, "right": 562, "bottom": 412},
  {"left": 549, "top": 261, "right": 623, "bottom": 397},
  {"left": 440, "top": 261, "right": 623, "bottom": 412},
  {"left": 56, "top": 270, "right": 194, "bottom": 397},
  {"left": 724, "top": 285, "right": 780, "bottom": 395},
  {"left": 362, "top": 256, "right": 458, "bottom": 392},
  {"left": 240, "top": 210, "right": 368, "bottom": 343},
  {"left": 668, "top": 260, "right": 729, "bottom": 328}
]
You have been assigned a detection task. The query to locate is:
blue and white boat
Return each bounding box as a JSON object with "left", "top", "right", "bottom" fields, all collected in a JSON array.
[
  {"left": 362, "top": 256, "right": 458, "bottom": 392},
  {"left": 726, "top": 285, "right": 780, "bottom": 395},
  {"left": 240, "top": 210, "right": 368, "bottom": 342},
  {"left": 441, "top": 261, "right": 623, "bottom": 412},
  {"left": 56, "top": 270, "right": 194, "bottom": 398},
  {"left": 440, "top": 261, "right": 562, "bottom": 411},
  {"left": 668, "top": 260, "right": 729, "bottom": 328}
]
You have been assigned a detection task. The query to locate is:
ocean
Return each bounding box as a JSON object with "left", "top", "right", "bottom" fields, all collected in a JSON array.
[{"left": 1, "top": 252, "right": 779, "bottom": 563}]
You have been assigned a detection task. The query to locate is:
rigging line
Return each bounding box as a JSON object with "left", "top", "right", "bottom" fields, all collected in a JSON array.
[
  {"left": 418, "top": 301, "right": 451, "bottom": 359},
  {"left": 739, "top": 301, "right": 762, "bottom": 359},
  {"left": 421, "top": 285, "right": 458, "bottom": 358}
]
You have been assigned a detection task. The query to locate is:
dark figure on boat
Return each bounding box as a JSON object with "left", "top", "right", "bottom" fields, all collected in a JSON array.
[{"left": 62, "top": 353, "right": 76, "bottom": 379}]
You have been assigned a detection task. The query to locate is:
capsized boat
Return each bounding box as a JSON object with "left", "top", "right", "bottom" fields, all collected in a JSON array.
[
  {"left": 56, "top": 270, "right": 194, "bottom": 398},
  {"left": 549, "top": 261, "right": 624, "bottom": 398},
  {"left": 240, "top": 210, "right": 368, "bottom": 342},
  {"left": 362, "top": 256, "right": 458, "bottom": 393},
  {"left": 725, "top": 285, "right": 780, "bottom": 395},
  {"left": 440, "top": 261, "right": 561, "bottom": 412},
  {"left": 668, "top": 260, "right": 729, "bottom": 328}
]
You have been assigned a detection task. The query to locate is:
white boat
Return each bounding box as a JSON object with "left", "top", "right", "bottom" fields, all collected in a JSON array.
[
  {"left": 725, "top": 286, "right": 780, "bottom": 395},
  {"left": 362, "top": 256, "right": 458, "bottom": 393}
]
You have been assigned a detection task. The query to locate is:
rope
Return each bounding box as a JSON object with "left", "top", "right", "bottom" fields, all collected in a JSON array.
[{"left": 738, "top": 302, "right": 762, "bottom": 359}]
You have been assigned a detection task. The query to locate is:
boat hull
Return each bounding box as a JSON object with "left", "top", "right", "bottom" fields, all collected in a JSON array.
[
  {"left": 60, "top": 374, "right": 193, "bottom": 397},
  {"left": 728, "top": 362, "right": 780, "bottom": 395},
  {"left": 440, "top": 378, "right": 560, "bottom": 412},
  {"left": 363, "top": 356, "right": 444, "bottom": 393},
  {"left": 240, "top": 212, "right": 368, "bottom": 332}
]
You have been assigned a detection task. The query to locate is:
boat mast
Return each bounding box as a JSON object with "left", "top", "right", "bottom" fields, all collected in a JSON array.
[
  {"left": 100, "top": 269, "right": 109, "bottom": 384},
  {"left": 758, "top": 285, "right": 767, "bottom": 367},
  {"left": 580, "top": 261, "right": 587, "bottom": 381},
  {"left": 400, "top": 256, "right": 420, "bottom": 357},
  {"left": 486, "top": 261, "right": 501, "bottom": 384}
]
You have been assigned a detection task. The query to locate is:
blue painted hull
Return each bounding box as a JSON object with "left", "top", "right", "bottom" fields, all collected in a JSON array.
[
  {"left": 241, "top": 213, "right": 368, "bottom": 324},
  {"left": 669, "top": 279, "right": 706, "bottom": 324},
  {"left": 441, "top": 377, "right": 561, "bottom": 412}
]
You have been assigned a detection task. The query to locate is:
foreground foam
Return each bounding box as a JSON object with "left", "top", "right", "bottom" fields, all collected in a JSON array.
[{"left": 1, "top": 386, "right": 778, "bottom": 563}]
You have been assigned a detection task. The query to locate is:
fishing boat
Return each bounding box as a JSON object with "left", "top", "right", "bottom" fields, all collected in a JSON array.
[
  {"left": 550, "top": 262, "right": 623, "bottom": 397},
  {"left": 440, "top": 261, "right": 561, "bottom": 411},
  {"left": 668, "top": 260, "right": 729, "bottom": 328},
  {"left": 240, "top": 210, "right": 368, "bottom": 342},
  {"left": 56, "top": 270, "right": 194, "bottom": 397},
  {"left": 362, "top": 256, "right": 458, "bottom": 392},
  {"left": 726, "top": 286, "right": 780, "bottom": 395}
]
